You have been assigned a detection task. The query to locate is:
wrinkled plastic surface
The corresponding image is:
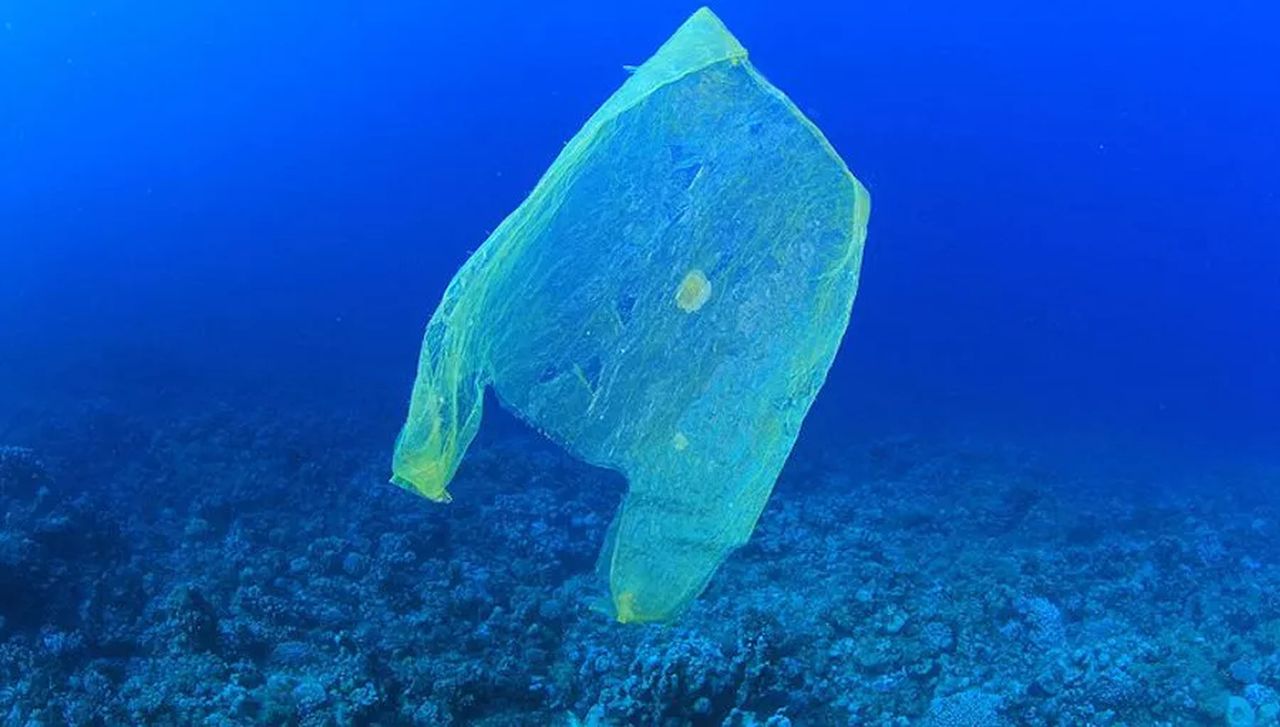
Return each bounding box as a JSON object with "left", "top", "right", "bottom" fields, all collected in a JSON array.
[{"left": 392, "top": 7, "right": 870, "bottom": 622}]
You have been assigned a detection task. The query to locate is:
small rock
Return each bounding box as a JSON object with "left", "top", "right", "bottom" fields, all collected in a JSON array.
[{"left": 1227, "top": 695, "right": 1256, "bottom": 727}]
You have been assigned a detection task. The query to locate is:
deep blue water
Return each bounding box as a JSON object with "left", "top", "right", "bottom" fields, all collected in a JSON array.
[
  {"left": 1, "top": 2, "right": 1278, "bottom": 724},
  {"left": 4, "top": 1, "right": 1276, "bottom": 455}
]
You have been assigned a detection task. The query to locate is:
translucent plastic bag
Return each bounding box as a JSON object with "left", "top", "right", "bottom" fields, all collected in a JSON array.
[{"left": 392, "top": 7, "right": 870, "bottom": 622}]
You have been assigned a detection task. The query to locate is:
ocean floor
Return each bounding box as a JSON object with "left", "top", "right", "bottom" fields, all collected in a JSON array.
[{"left": 1, "top": 401, "right": 1277, "bottom": 726}]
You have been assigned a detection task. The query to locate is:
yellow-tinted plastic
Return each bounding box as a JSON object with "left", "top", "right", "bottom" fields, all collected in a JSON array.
[{"left": 392, "top": 7, "right": 870, "bottom": 622}]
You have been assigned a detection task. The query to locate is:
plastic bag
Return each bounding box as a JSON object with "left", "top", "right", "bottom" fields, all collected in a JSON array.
[{"left": 392, "top": 7, "right": 870, "bottom": 622}]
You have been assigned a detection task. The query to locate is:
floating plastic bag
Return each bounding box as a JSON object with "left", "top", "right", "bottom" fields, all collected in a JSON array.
[{"left": 392, "top": 7, "right": 870, "bottom": 622}]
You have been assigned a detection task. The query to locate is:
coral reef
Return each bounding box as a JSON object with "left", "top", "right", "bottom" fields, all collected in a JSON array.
[{"left": 1, "top": 406, "right": 1278, "bottom": 725}]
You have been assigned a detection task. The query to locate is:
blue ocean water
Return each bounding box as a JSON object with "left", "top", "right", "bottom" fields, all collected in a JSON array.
[{"left": 1, "top": 1, "right": 1277, "bottom": 724}]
